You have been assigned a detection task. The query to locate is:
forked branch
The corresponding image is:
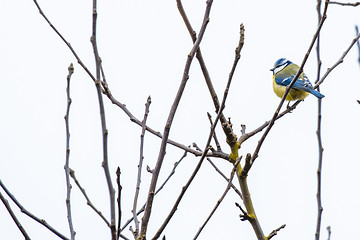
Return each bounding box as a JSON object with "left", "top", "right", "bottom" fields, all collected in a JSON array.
[{"left": 0, "top": 179, "right": 70, "bottom": 240}]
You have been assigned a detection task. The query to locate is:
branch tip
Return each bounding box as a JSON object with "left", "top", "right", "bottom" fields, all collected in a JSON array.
[
  {"left": 235, "top": 202, "right": 251, "bottom": 222},
  {"left": 267, "top": 224, "right": 286, "bottom": 240}
]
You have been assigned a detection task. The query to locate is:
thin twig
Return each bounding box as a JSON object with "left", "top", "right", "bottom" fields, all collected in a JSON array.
[
  {"left": 315, "top": 2, "right": 324, "bottom": 240},
  {"left": 315, "top": 30, "right": 360, "bottom": 87},
  {"left": 206, "top": 158, "right": 242, "bottom": 198},
  {"left": 356, "top": 25, "right": 360, "bottom": 104},
  {"left": 235, "top": 202, "right": 251, "bottom": 221},
  {"left": 207, "top": 112, "right": 222, "bottom": 151},
  {"left": 267, "top": 224, "right": 286, "bottom": 240},
  {"left": 193, "top": 143, "right": 241, "bottom": 197},
  {"left": 249, "top": 0, "right": 330, "bottom": 169},
  {"left": 0, "top": 179, "right": 70, "bottom": 240},
  {"left": 329, "top": 1, "right": 360, "bottom": 6},
  {"left": 219, "top": 23, "right": 245, "bottom": 148},
  {"left": 240, "top": 153, "right": 252, "bottom": 178},
  {"left": 119, "top": 150, "right": 188, "bottom": 234},
  {"left": 132, "top": 96, "right": 151, "bottom": 239},
  {"left": 315, "top": 119, "right": 324, "bottom": 240},
  {"left": 64, "top": 63, "right": 75, "bottom": 240},
  {"left": 119, "top": 234, "right": 130, "bottom": 240},
  {"left": 116, "top": 167, "right": 122, "bottom": 240},
  {"left": 69, "top": 169, "right": 111, "bottom": 227},
  {"left": 32, "top": 0, "right": 96, "bottom": 82},
  {"left": 90, "top": 1, "right": 116, "bottom": 238},
  {"left": 327, "top": 226, "right": 332, "bottom": 240},
  {"left": 193, "top": 158, "right": 241, "bottom": 239},
  {"left": 355, "top": 26, "right": 360, "bottom": 66},
  {"left": 240, "top": 124, "right": 246, "bottom": 136},
  {"left": 153, "top": 150, "right": 188, "bottom": 196},
  {"left": 238, "top": 100, "right": 301, "bottom": 146},
  {"left": 0, "top": 190, "right": 31, "bottom": 240},
  {"left": 316, "top": 0, "right": 323, "bottom": 87},
  {"left": 139, "top": 1, "right": 214, "bottom": 239}
]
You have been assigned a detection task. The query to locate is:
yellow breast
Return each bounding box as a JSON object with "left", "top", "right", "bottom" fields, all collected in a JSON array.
[{"left": 272, "top": 76, "right": 309, "bottom": 101}]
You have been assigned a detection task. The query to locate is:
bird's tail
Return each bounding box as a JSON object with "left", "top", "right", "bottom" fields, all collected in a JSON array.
[{"left": 308, "top": 88, "right": 325, "bottom": 99}]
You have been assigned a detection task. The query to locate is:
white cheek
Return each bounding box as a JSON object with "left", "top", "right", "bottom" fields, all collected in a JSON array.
[{"left": 273, "top": 64, "right": 286, "bottom": 74}]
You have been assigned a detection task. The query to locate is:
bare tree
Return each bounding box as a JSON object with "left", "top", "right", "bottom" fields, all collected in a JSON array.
[{"left": 1, "top": 1, "right": 360, "bottom": 240}]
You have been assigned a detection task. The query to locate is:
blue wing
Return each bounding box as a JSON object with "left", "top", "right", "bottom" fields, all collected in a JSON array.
[
  {"left": 275, "top": 74, "right": 310, "bottom": 91},
  {"left": 275, "top": 74, "right": 325, "bottom": 99}
]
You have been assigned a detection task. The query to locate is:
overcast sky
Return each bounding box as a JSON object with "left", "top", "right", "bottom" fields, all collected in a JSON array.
[{"left": 1, "top": 0, "right": 360, "bottom": 239}]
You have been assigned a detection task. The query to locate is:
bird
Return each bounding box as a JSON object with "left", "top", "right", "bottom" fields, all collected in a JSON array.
[{"left": 270, "top": 58, "right": 324, "bottom": 101}]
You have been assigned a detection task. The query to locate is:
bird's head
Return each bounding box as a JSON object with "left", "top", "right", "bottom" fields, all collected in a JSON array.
[{"left": 270, "top": 58, "right": 292, "bottom": 74}]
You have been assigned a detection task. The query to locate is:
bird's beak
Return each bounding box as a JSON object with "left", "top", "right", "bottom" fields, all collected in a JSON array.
[{"left": 270, "top": 67, "right": 275, "bottom": 72}]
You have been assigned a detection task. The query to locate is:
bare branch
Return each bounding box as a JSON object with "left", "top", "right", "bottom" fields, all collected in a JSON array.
[
  {"left": 236, "top": 169, "right": 265, "bottom": 239},
  {"left": 237, "top": 152, "right": 267, "bottom": 239},
  {"left": 327, "top": 226, "right": 332, "bottom": 240},
  {"left": 153, "top": 150, "right": 188, "bottom": 196},
  {"left": 193, "top": 158, "right": 241, "bottom": 239},
  {"left": 219, "top": 23, "right": 245, "bottom": 149},
  {"left": 193, "top": 143, "right": 242, "bottom": 197},
  {"left": 151, "top": 143, "right": 211, "bottom": 239},
  {"left": 69, "top": 169, "right": 111, "bottom": 227},
  {"left": 207, "top": 112, "right": 222, "bottom": 151},
  {"left": 119, "top": 234, "right": 130, "bottom": 240},
  {"left": 315, "top": 2, "right": 324, "bottom": 239},
  {"left": 31, "top": 10, "right": 116, "bottom": 233},
  {"left": 220, "top": 23, "right": 245, "bottom": 148},
  {"left": 139, "top": 1, "right": 214, "bottom": 239},
  {"left": 238, "top": 100, "right": 301, "bottom": 145},
  {"left": 315, "top": 0, "right": 323, "bottom": 87},
  {"left": 315, "top": 31, "right": 360, "bottom": 87},
  {"left": 329, "top": 1, "right": 360, "bottom": 6},
  {"left": 240, "top": 153, "right": 252, "bottom": 178},
  {"left": 0, "top": 179, "right": 70, "bottom": 240},
  {"left": 235, "top": 202, "right": 251, "bottom": 222},
  {"left": 355, "top": 26, "right": 360, "bottom": 67},
  {"left": 267, "top": 224, "right": 286, "bottom": 240},
  {"left": 64, "top": 63, "right": 76, "bottom": 240},
  {"left": 240, "top": 124, "right": 246, "bottom": 136},
  {"left": 116, "top": 167, "right": 123, "bottom": 240},
  {"left": 0, "top": 191, "right": 31, "bottom": 240},
  {"left": 103, "top": 87, "right": 229, "bottom": 159},
  {"left": 206, "top": 158, "right": 242, "bottom": 198},
  {"left": 32, "top": 0, "right": 96, "bottom": 82},
  {"left": 119, "top": 150, "right": 188, "bottom": 234},
  {"left": 132, "top": 96, "right": 151, "bottom": 239},
  {"left": 315, "top": 132, "right": 324, "bottom": 240},
  {"left": 89, "top": 1, "right": 116, "bottom": 238},
  {"left": 356, "top": 25, "right": 360, "bottom": 103}
]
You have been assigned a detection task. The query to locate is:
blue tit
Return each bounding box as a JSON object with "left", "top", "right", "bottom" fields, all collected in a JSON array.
[{"left": 271, "top": 58, "right": 325, "bottom": 101}]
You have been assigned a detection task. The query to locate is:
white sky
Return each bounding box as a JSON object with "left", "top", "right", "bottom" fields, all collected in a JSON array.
[{"left": 1, "top": 0, "right": 360, "bottom": 239}]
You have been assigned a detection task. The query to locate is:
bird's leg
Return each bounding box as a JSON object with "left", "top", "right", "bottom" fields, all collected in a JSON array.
[{"left": 286, "top": 101, "right": 292, "bottom": 111}]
